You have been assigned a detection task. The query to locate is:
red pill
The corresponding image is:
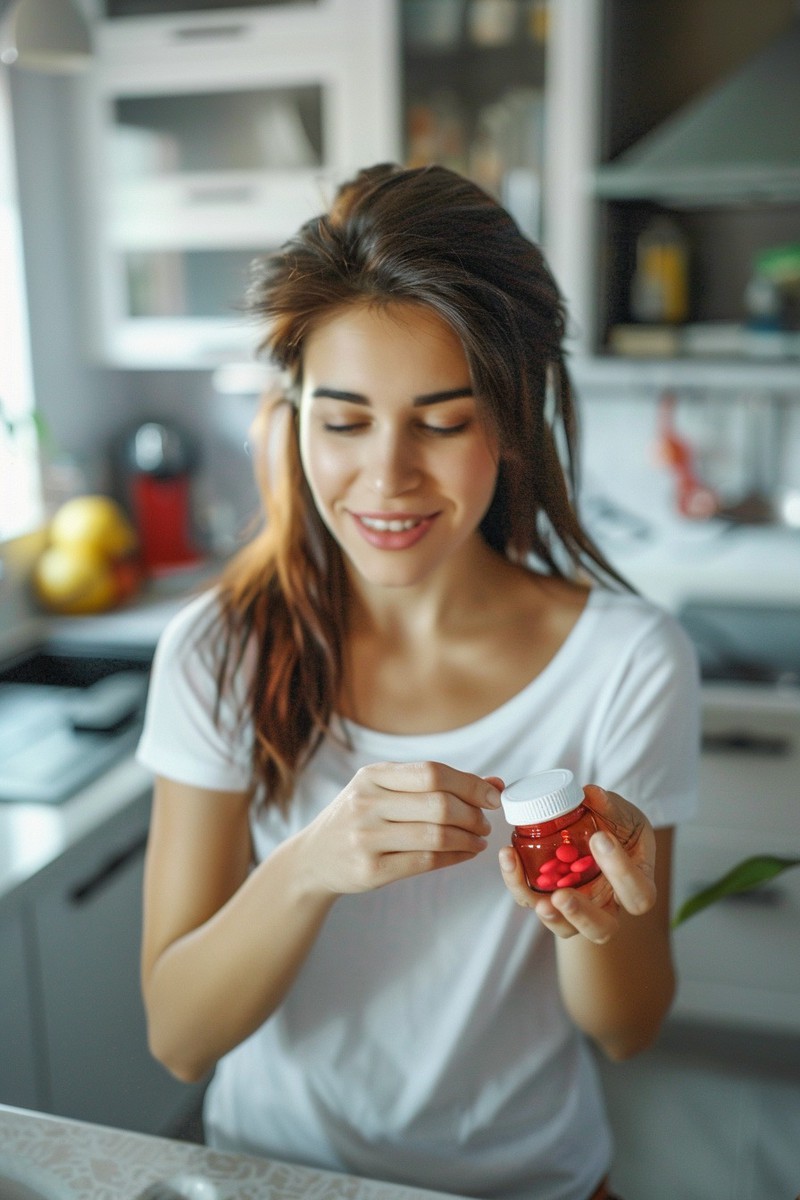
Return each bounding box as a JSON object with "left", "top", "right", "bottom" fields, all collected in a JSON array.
[
  {"left": 573, "top": 854, "right": 596, "bottom": 874},
  {"left": 540, "top": 857, "right": 562, "bottom": 875},
  {"left": 536, "top": 875, "right": 557, "bottom": 890},
  {"left": 555, "top": 872, "right": 580, "bottom": 888},
  {"left": 556, "top": 844, "right": 579, "bottom": 863}
]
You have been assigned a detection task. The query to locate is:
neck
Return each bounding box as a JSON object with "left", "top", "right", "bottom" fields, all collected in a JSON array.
[{"left": 344, "top": 536, "right": 518, "bottom": 642}]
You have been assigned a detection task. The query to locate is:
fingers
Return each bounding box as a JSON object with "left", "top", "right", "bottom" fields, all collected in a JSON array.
[
  {"left": 499, "top": 845, "right": 614, "bottom": 941},
  {"left": 543, "top": 886, "right": 618, "bottom": 943},
  {"left": 373, "top": 761, "right": 503, "bottom": 811},
  {"left": 498, "top": 845, "right": 537, "bottom": 906},
  {"left": 318, "top": 762, "right": 502, "bottom": 892},
  {"left": 590, "top": 828, "right": 656, "bottom": 916},
  {"left": 363, "top": 761, "right": 501, "bottom": 839}
]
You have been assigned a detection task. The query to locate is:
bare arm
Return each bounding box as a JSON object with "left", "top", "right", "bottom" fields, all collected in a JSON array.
[
  {"left": 141, "top": 777, "right": 337, "bottom": 1083},
  {"left": 499, "top": 786, "right": 677, "bottom": 1061},
  {"left": 142, "top": 763, "right": 500, "bottom": 1082},
  {"left": 551, "top": 826, "right": 675, "bottom": 1060}
]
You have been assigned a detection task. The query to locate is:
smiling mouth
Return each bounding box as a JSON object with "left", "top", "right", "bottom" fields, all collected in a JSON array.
[{"left": 357, "top": 514, "right": 428, "bottom": 532}]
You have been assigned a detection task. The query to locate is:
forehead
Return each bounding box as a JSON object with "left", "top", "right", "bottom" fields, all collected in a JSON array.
[{"left": 301, "top": 302, "right": 470, "bottom": 390}]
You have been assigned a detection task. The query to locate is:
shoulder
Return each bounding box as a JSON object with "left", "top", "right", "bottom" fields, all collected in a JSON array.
[
  {"left": 153, "top": 588, "right": 225, "bottom": 670},
  {"left": 589, "top": 587, "right": 692, "bottom": 650},
  {"left": 148, "top": 586, "right": 251, "bottom": 707},
  {"left": 585, "top": 587, "right": 700, "bottom": 699}
]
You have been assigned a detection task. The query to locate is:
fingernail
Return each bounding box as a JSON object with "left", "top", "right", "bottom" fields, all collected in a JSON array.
[
  {"left": 592, "top": 831, "right": 613, "bottom": 855},
  {"left": 485, "top": 786, "right": 502, "bottom": 808},
  {"left": 499, "top": 849, "right": 515, "bottom": 872}
]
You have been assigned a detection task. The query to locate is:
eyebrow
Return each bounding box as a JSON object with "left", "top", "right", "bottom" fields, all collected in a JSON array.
[{"left": 310, "top": 386, "right": 474, "bottom": 408}]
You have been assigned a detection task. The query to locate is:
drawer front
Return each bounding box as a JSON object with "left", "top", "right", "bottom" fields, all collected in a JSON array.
[
  {"left": 672, "top": 825, "right": 800, "bottom": 1033},
  {"left": 697, "top": 699, "right": 800, "bottom": 836},
  {"left": 669, "top": 690, "right": 800, "bottom": 1033}
]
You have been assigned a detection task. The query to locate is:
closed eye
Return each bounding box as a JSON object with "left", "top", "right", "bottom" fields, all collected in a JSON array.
[
  {"left": 323, "top": 421, "right": 368, "bottom": 434},
  {"left": 421, "top": 421, "right": 471, "bottom": 436}
]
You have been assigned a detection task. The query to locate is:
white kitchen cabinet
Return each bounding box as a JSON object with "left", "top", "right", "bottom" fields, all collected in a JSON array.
[
  {"left": 29, "top": 792, "right": 203, "bottom": 1133},
  {"left": 73, "top": 0, "right": 591, "bottom": 369},
  {"left": 75, "top": 0, "right": 401, "bottom": 366},
  {"left": 671, "top": 687, "right": 800, "bottom": 1035},
  {"left": 0, "top": 905, "right": 41, "bottom": 1111}
]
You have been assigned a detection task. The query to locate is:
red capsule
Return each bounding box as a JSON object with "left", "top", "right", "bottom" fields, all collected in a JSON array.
[
  {"left": 573, "top": 855, "right": 596, "bottom": 874},
  {"left": 555, "top": 844, "right": 579, "bottom": 863},
  {"left": 540, "top": 857, "right": 562, "bottom": 875},
  {"left": 536, "top": 875, "right": 557, "bottom": 891}
]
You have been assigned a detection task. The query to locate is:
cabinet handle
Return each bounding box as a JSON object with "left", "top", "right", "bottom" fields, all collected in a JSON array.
[
  {"left": 69, "top": 833, "right": 148, "bottom": 906},
  {"left": 185, "top": 184, "right": 256, "bottom": 205},
  {"left": 171, "top": 23, "right": 249, "bottom": 42},
  {"left": 701, "top": 731, "right": 792, "bottom": 756}
]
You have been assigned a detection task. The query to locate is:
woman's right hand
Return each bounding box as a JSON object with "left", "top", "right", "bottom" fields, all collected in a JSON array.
[{"left": 301, "top": 761, "right": 503, "bottom": 895}]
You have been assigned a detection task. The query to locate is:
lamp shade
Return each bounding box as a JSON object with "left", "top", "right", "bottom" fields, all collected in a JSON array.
[{"left": 0, "top": 0, "right": 92, "bottom": 72}]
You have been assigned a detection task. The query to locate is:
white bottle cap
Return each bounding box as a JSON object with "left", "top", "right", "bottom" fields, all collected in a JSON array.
[{"left": 500, "top": 768, "right": 584, "bottom": 826}]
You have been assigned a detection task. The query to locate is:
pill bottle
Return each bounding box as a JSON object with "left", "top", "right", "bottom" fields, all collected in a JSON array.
[{"left": 500, "top": 768, "right": 601, "bottom": 893}]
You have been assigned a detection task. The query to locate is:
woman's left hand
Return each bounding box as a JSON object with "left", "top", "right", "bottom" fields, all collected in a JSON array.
[{"left": 498, "top": 784, "right": 657, "bottom": 944}]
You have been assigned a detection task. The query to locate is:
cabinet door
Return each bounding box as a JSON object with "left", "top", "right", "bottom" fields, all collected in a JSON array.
[
  {"left": 78, "top": 0, "right": 400, "bottom": 365},
  {"left": 400, "top": 0, "right": 549, "bottom": 242},
  {"left": 0, "top": 906, "right": 41, "bottom": 1111},
  {"left": 671, "top": 696, "right": 800, "bottom": 1034},
  {"left": 31, "top": 798, "right": 202, "bottom": 1133}
]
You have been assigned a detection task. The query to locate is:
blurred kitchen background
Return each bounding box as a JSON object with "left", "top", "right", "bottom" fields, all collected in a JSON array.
[{"left": 1, "top": 3, "right": 799, "bottom": 1198}]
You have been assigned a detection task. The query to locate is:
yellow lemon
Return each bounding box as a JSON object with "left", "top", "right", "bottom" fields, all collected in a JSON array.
[
  {"left": 33, "top": 544, "right": 119, "bottom": 615},
  {"left": 49, "top": 495, "right": 138, "bottom": 560}
]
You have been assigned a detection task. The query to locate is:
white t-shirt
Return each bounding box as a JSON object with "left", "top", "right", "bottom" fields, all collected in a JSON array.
[{"left": 137, "top": 585, "right": 700, "bottom": 1200}]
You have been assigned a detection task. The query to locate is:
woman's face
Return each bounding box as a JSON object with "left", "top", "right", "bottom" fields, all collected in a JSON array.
[{"left": 297, "top": 302, "right": 500, "bottom": 591}]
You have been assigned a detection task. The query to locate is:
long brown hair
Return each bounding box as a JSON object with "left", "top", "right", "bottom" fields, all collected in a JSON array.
[{"left": 213, "top": 163, "right": 627, "bottom": 808}]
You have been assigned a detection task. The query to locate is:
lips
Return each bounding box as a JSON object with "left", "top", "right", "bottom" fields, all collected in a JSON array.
[{"left": 349, "top": 510, "right": 438, "bottom": 550}]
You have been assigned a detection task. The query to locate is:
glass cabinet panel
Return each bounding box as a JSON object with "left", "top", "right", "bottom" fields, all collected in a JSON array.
[
  {"left": 123, "top": 247, "right": 267, "bottom": 318},
  {"left": 105, "top": 0, "right": 314, "bottom": 17},
  {"left": 400, "top": 0, "right": 549, "bottom": 240},
  {"left": 111, "top": 86, "right": 323, "bottom": 178}
]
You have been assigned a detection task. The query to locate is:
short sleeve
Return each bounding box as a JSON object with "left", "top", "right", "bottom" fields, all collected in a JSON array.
[
  {"left": 591, "top": 606, "right": 701, "bottom": 828},
  {"left": 136, "top": 590, "right": 254, "bottom": 792}
]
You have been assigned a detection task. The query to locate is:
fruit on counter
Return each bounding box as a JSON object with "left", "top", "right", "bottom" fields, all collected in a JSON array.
[
  {"left": 33, "top": 494, "right": 142, "bottom": 615},
  {"left": 49, "top": 493, "right": 139, "bottom": 558}
]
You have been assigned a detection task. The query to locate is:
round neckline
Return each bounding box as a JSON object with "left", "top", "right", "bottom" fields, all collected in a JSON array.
[{"left": 335, "top": 587, "right": 603, "bottom": 751}]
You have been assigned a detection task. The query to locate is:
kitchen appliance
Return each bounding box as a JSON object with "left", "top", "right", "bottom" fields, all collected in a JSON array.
[
  {"left": 121, "top": 420, "right": 201, "bottom": 574},
  {"left": 595, "top": 18, "right": 800, "bottom": 201}
]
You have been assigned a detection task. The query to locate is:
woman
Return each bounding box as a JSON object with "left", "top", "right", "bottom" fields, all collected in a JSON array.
[{"left": 137, "top": 163, "right": 699, "bottom": 1200}]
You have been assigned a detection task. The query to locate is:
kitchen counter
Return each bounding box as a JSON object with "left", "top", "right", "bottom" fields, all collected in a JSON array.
[
  {"left": 0, "top": 1105, "right": 462, "bottom": 1200},
  {"left": 0, "top": 753, "right": 153, "bottom": 906},
  {"left": 0, "top": 578, "right": 201, "bottom": 909},
  {"left": 599, "top": 521, "right": 800, "bottom": 613}
]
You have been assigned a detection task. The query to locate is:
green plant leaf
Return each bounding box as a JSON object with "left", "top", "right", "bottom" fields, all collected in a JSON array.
[{"left": 672, "top": 855, "right": 800, "bottom": 927}]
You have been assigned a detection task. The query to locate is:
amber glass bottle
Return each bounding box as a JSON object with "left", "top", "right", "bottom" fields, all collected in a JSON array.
[{"left": 500, "top": 769, "right": 601, "bottom": 893}]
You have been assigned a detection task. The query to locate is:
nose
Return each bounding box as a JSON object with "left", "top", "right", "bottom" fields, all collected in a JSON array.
[{"left": 369, "top": 429, "right": 421, "bottom": 497}]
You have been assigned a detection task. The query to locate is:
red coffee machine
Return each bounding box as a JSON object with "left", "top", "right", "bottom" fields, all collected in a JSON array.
[{"left": 122, "top": 420, "right": 202, "bottom": 575}]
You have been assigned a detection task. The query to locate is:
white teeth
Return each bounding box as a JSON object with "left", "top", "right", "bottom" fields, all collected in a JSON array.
[{"left": 359, "top": 515, "right": 421, "bottom": 532}]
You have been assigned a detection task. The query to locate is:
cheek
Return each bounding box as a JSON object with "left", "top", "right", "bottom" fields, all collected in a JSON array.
[
  {"left": 299, "top": 429, "right": 349, "bottom": 509},
  {"left": 452, "top": 441, "right": 500, "bottom": 510}
]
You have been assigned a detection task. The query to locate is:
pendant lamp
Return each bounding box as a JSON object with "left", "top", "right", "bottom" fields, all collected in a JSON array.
[{"left": 0, "top": 0, "right": 92, "bottom": 72}]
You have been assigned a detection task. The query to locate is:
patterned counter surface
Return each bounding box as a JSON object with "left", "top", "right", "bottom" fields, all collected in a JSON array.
[{"left": 0, "top": 1106, "right": 461, "bottom": 1200}]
